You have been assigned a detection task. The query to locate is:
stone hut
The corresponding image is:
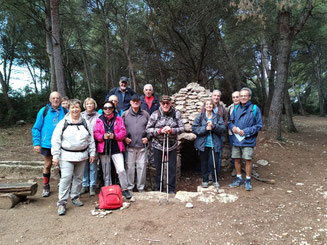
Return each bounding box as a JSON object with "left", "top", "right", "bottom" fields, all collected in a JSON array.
[{"left": 172, "top": 83, "right": 231, "bottom": 179}]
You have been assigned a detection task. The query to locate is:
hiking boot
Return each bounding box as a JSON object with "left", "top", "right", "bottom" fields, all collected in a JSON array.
[
  {"left": 42, "top": 185, "right": 50, "bottom": 197},
  {"left": 89, "top": 186, "right": 96, "bottom": 196},
  {"left": 213, "top": 182, "right": 220, "bottom": 189},
  {"left": 80, "top": 186, "right": 89, "bottom": 195},
  {"left": 252, "top": 169, "right": 260, "bottom": 179},
  {"left": 245, "top": 179, "right": 253, "bottom": 191},
  {"left": 229, "top": 177, "right": 244, "bottom": 188},
  {"left": 208, "top": 173, "right": 213, "bottom": 182},
  {"left": 202, "top": 182, "right": 209, "bottom": 188},
  {"left": 231, "top": 169, "right": 236, "bottom": 177},
  {"left": 58, "top": 205, "right": 66, "bottom": 216},
  {"left": 122, "top": 190, "right": 132, "bottom": 199},
  {"left": 71, "top": 198, "right": 84, "bottom": 207}
]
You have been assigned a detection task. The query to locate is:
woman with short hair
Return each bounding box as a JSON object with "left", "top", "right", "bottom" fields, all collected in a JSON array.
[
  {"left": 93, "top": 101, "right": 132, "bottom": 199},
  {"left": 192, "top": 99, "right": 225, "bottom": 188},
  {"left": 80, "top": 97, "right": 100, "bottom": 196},
  {"left": 51, "top": 99, "right": 96, "bottom": 215}
]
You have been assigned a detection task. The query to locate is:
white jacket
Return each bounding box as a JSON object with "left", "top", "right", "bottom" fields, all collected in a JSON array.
[{"left": 51, "top": 115, "right": 96, "bottom": 162}]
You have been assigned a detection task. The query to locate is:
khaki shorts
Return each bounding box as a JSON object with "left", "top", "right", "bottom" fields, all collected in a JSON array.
[{"left": 232, "top": 146, "right": 254, "bottom": 160}]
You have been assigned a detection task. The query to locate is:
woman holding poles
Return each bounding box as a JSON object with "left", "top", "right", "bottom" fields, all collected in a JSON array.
[
  {"left": 192, "top": 99, "right": 226, "bottom": 189},
  {"left": 93, "top": 101, "right": 132, "bottom": 199}
]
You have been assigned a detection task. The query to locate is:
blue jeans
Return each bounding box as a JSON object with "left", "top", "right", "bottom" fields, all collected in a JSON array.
[
  {"left": 228, "top": 134, "right": 235, "bottom": 167},
  {"left": 82, "top": 157, "right": 98, "bottom": 187}
]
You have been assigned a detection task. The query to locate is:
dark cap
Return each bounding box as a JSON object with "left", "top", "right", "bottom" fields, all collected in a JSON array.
[
  {"left": 120, "top": 76, "right": 128, "bottom": 83},
  {"left": 131, "top": 94, "right": 140, "bottom": 101},
  {"left": 160, "top": 95, "right": 171, "bottom": 102}
]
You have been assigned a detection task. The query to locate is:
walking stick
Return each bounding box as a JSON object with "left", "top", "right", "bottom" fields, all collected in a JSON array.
[
  {"left": 209, "top": 131, "right": 219, "bottom": 192},
  {"left": 166, "top": 133, "right": 169, "bottom": 204},
  {"left": 104, "top": 138, "right": 112, "bottom": 186},
  {"left": 158, "top": 134, "right": 166, "bottom": 205}
]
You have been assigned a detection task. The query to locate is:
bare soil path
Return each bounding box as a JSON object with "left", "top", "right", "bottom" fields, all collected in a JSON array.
[{"left": 0, "top": 116, "right": 327, "bottom": 245}]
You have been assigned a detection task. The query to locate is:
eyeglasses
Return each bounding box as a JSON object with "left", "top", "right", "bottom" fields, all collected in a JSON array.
[
  {"left": 161, "top": 102, "right": 170, "bottom": 105},
  {"left": 103, "top": 107, "right": 114, "bottom": 110}
]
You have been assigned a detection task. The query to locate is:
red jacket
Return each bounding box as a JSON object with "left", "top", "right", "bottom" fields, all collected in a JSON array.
[{"left": 93, "top": 116, "right": 126, "bottom": 153}]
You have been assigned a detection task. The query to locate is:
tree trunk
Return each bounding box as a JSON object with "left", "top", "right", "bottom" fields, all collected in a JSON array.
[
  {"left": 122, "top": 39, "right": 137, "bottom": 92},
  {"left": 50, "top": 0, "right": 66, "bottom": 96},
  {"left": 45, "top": 0, "right": 56, "bottom": 91},
  {"left": 268, "top": 10, "right": 292, "bottom": 139},
  {"left": 0, "top": 71, "right": 13, "bottom": 111},
  {"left": 284, "top": 86, "right": 297, "bottom": 132}
]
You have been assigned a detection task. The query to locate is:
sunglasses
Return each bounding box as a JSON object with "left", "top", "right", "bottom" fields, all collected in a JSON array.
[
  {"left": 161, "top": 102, "right": 170, "bottom": 105},
  {"left": 103, "top": 107, "right": 114, "bottom": 110}
]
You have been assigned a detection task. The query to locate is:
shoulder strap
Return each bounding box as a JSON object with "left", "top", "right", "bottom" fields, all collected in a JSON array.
[
  {"left": 63, "top": 107, "right": 68, "bottom": 114},
  {"left": 62, "top": 118, "right": 90, "bottom": 136},
  {"left": 252, "top": 104, "right": 257, "bottom": 118},
  {"left": 42, "top": 106, "right": 49, "bottom": 119}
]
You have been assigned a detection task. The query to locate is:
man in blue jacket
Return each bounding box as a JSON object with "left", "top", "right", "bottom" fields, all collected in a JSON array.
[
  {"left": 105, "top": 76, "right": 136, "bottom": 112},
  {"left": 228, "top": 87, "right": 262, "bottom": 191},
  {"left": 32, "top": 91, "right": 67, "bottom": 197}
]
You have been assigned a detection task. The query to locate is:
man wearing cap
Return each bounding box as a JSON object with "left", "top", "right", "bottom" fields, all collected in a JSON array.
[
  {"left": 146, "top": 95, "right": 185, "bottom": 194},
  {"left": 105, "top": 76, "right": 136, "bottom": 112},
  {"left": 140, "top": 84, "right": 160, "bottom": 115},
  {"left": 122, "top": 94, "right": 150, "bottom": 192}
]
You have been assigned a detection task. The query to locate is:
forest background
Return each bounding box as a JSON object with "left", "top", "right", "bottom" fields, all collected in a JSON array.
[{"left": 0, "top": 0, "right": 326, "bottom": 139}]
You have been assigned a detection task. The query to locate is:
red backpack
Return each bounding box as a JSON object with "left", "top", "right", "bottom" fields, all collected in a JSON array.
[{"left": 99, "top": 185, "right": 123, "bottom": 210}]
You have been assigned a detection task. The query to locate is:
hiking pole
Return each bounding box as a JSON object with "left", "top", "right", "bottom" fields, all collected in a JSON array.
[
  {"left": 209, "top": 131, "right": 219, "bottom": 192},
  {"left": 158, "top": 134, "right": 166, "bottom": 205},
  {"left": 166, "top": 133, "right": 169, "bottom": 204},
  {"left": 106, "top": 137, "right": 113, "bottom": 186},
  {"left": 142, "top": 132, "right": 152, "bottom": 191}
]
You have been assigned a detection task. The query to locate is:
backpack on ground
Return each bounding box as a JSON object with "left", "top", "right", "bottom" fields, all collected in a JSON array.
[{"left": 99, "top": 185, "right": 123, "bottom": 210}]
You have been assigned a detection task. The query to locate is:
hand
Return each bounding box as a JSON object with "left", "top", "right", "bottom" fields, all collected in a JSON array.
[
  {"left": 34, "top": 145, "right": 41, "bottom": 154},
  {"left": 53, "top": 158, "right": 60, "bottom": 167},
  {"left": 108, "top": 133, "right": 114, "bottom": 139},
  {"left": 124, "top": 137, "right": 132, "bottom": 145},
  {"left": 207, "top": 121, "right": 213, "bottom": 128},
  {"left": 104, "top": 133, "right": 109, "bottom": 139},
  {"left": 90, "top": 156, "right": 95, "bottom": 163},
  {"left": 239, "top": 130, "right": 244, "bottom": 136},
  {"left": 206, "top": 125, "right": 212, "bottom": 131},
  {"left": 162, "top": 126, "right": 172, "bottom": 134},
  {"left": 232, "top": 127, "right": 239, "bottom": 134},
  {"left": 142, "top": 137, "right": 148, "bottom": 144}
]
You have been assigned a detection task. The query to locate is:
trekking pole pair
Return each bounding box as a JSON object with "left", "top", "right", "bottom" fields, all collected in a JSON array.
[
  {"left": 209, "top": 131, "right": 219, "bottom": 192},
  {"left": 158, "top": 133, "right": 169, "bottom": 205},
  {"left": 104, "top": 138, "right": 112, "bottom": 186}
]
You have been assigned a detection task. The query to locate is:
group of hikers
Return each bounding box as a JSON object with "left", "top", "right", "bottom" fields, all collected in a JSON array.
[{"left": 32, "top": 76, "right": 263, "bottom": 215}]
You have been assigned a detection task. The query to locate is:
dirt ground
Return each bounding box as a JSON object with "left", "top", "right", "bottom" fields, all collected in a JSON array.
[{"left": 0, "top": 115, "right": 327, "bottom": 245}]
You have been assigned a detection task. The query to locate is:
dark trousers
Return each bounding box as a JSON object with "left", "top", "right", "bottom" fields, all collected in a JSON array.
[
  {"left": 199, "top": 147, "right": 220, "bottom": 183},
  {"left": 153, "top": 148, "right": 177, "bottom": 192}
]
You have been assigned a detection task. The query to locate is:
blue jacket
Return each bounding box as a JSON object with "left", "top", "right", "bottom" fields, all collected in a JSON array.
[
  {"left": 192, "top": 112, "right": 226, "bottom": 153},
  {"left": 32, "top": 104, "right": 67, "bottom": 149},
  {"left": 140, "top": 94, "right": 160, "bottom": 115},
  {"left": 105, "top": 87, "right": 136, "bottom": 112},
  {"left": 228, "top": 101, "right": 262, "bottom": 147}
]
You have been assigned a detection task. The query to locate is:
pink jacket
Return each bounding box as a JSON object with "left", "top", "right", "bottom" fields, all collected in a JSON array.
[{"left": 93, "top": 115, "right": 126, "bottom": 153}]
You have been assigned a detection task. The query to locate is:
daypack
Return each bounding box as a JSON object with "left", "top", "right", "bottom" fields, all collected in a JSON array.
[
  {"left": 62, "top": 118, "right": 90, "bottom": 136},
  {"left": 234, "top": 104, "right": 257, "bottom": 118},
  {"left": 99, "top": 185, "right": 123, "bottom": 210},
  {"left": 43, "top": 105, "right": 68, "bottom": 121}
]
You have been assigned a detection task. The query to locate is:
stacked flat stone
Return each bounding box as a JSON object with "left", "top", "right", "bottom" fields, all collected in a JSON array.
[{"left": 172, "top": 83, "right": 212, "bottom": 142}]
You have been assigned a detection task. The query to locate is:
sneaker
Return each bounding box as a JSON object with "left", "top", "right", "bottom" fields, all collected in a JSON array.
[
  {"left": 80, "top": 186, "right": 89, "bottom": 195},
  {"left": 245, "top": 179, "right": 253, "bottom": 191},
  {"left": 252, "top": 169, "right": 260, "bottom": 179},
  {"left": 208, "top": 173, "right": 213, "bottom": 182},
  {"left": 168, "top": 190, "right": 176, "bottom": 194},
  {"left": 202, "top": 182, "right": 209, "bottom": 188},
  {"left": 89, "top": 186, "right": 96, "bottom": 196},
  {"left": 122, "top": 190, "right": 132, "bottom": 199},
  {"left": 229, "top": 177, "right": 244, "bottom": 188},
  {"left": 42, "top": 185, "right": 50, "bottom": 197},
  {"left": 58, "top": 205, "right": 66, "bottom": 216},
  {"left": 231, "top": 169, "right": 236, "bottom": 177},
  {"left": 71, "top": 198, "right": 84, "bottom": 207},
  {"left": 213, "top": 182, "right": 220, "bottom": 189}
]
